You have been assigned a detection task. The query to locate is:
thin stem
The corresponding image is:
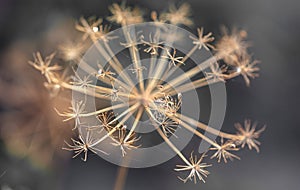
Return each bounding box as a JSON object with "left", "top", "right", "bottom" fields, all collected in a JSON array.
[
  {"left": 86, "top": 84, "right": 135, "bottom": 99},
  {"left": 147, "top": 54, "right": 156, "bottom": 84},
  {"left": 103, "top": 41, "right": 138, "bottom": 94},
  {"left": 94, "top": 42, "right": 136, "bottom": 91},
  {"left": 113, "top": 166, "right": 129, "bottom": 190},
  {"left": 171, "top": 116, "right": 221, "bottom": 149},
  {"left": 174, "top": 113, "right": 236, "bottom": 140},
  {"left": 151, "top": 76, "right": 214, "bottom": 99},
  {"left": 124, "top": 107, "right": 143, "bottom": 142},
  {"left": 123, "top": 29, "right": 145, "bottom": 92},
  {"left": 79, "top": 102, "right": 131, "bottom": 117},
  {"left": 60, "top": 82, "right": 112, "bottom": 101},
  {"left": 145, "top": 47, "right": 170, "bottom": 95},
  {"left": 160, "top": 55, "right": 218, "bottom": 94},
  {"left": 182, "top": 45, "right": 199, "bottom": 63},
  {"left": 145, "top": 108, "right": 191, "bottom": 166}
]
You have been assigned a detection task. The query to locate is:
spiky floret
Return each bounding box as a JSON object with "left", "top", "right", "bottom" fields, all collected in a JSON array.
[
  {"left": 58, "top": 41, "right": 87, "bottom": 62},
  {"left": 210, "top": 138, "right": 240, "bottom": 163},
  {"left": 160, "top": 118, "right": 180, "bottom": 137},
  {"left": 63, "top": 129, "right": 108, "bottom": 161},
  {"left": 141, "top": 33, "right": 164, "bottom": 55},
  {"left": 205, "top": 62, "right": 227, "bottom": 82},
  {"left": 55, "top": 100, "right": 85, "bottom": 129},
  {"left": 234, "top": 120, "right": 266, "bottom": 152},
  {"left": 190, "top": 27, "right": 215, "bottom": 51},
  {"left": 175, "top": 152, "right": 211, "bottom": 184},
  {"left": 110, "top": 126, "right": 141, "bottom": 157},
  {"left": 162, "top": 48, "right": 184, "bottom": 67},
  {"left": 231, "top": 53, "right": 260, "bottom": 86},
  {"left": 216, "top": 27, "right": 250, "bottom": 59},
  {"left": 160, "top": 3, "right": 193, "bottom": 26},
  {"left": 28, "top": 52, "right": 61, "bottom": 83},
  {"left": 76, "top": 17, "right": 112, "bottom": 42},
  {"left": 70, "top": 71, "right": 93, "bottom": 90},
  {"left": 98, "top": 111, "right": 116, "bottom": 130},
  {"left": 95, "top": 64, "right": 116, "bottom": 80},
  {"left": 107, "top": 3, "right": 143, "bottom": 25}
]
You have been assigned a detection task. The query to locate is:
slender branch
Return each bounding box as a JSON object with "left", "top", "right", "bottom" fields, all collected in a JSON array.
[
  {"left": 174, "top": 113, "right": 236, "bottom": 140},
  {"left": 103, "top": 41, "right": 138, "bottom": 94},
  {"left": 145, "top": 108, "right": 191, "bottom": 166},
  {"left": 151, "top": 76, "right": 214, "bottom": 99},
  {"left": 113, "top": 166, "right": 129, "bottom": 190},
  {"left": 145, "top": 46, "right": 170, "bottom": 95},
  {"left": 94, "top": 42, "right": 136, "bottom": 91},
  {"left": 171, "top": 116, "right": 221, "bottom": 149},
  {"left": 79, "top": 102, "right": 132, "bottom": 117},
  {"left": 124, "top": 107, "right": 143, "bottom": 142},
  {"left": 182, "top": 45, "right": 199, "bottom": 63},
  {"left": 159, "top": 55, "right": 218, "bottom": 94},
  {"left": 123, "top": 29, "right": 145, "bottom": 92},
  {"left": 60, "top": 82, "right": 112, "bottom": 100},
  {"left": 86, "top": 84, "right": 135, "bottom": 99}
]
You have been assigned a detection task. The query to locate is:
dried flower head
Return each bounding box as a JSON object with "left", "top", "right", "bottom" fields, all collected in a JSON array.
[
  {"left": 110, "top": 126, "right": 141, "bottom": 157},
  {"left": 28, "top": 52, "right": 61, "bottom": 83},
  {"left": 58, "top": 41, "right": 86, "bottom": 62},
  {"left": 162, "top": 48, "right": 184, "bottom": 67},
  {"left": 190, "top": 27, "right": 215, "bottom": 51},
  {"left": 70, "top": 71, "right": 93, "bottom": 90},
  {"left": 160, "top": 3, "right": 193, "bottom": 26},
  {"left": 27, "top": 2, "right": 265, "bottom": 185},
  {"left": 206, "top": 62, "right": 227, "bottom": 82},
  {"left": 76, "top": 17, "right": 111, "bottom": 42},
  {"left": 175, "top": 152, "right": 211, "bottom": 184},
  {"left": 233, "top": 54, "right": 260, "bottom": 86},
  {"left": 141, "top": 33, "right": 164, "bottom": 55},
  {"left": 98, "top": 111, "right": 117, "bottom": 130},
  {"left": 234, "top": 120, "right": 266, "bottom": 152},
  {"left": 63, "top": 130, "right": 108, "bottom": 161},
  {"left": 216, "top": 27, "right": 250, "bottom": 59},
  {"left": 210, "top": 138, "right": 240, "bottom": 163},
  {"left": 107, "top": 3, "right": 143, "bottom": 25},
  {"left": 160, "top": 118, "right": 180, "bottom": 137},
  {"left": 96, "top": 64, "right": 116, "bottom": 80},
  {"left": 55, "top": 100, "right": 85, "bottom": 129}
]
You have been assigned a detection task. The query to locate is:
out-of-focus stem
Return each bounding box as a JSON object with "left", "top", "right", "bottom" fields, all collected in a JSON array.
[{"left": 113, "top": 166, "right": 129, "bottom": 190}]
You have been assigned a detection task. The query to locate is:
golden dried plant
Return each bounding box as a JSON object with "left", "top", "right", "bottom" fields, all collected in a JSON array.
[{"left": 28, "top": 2, "right": 265, "bottom": 184}]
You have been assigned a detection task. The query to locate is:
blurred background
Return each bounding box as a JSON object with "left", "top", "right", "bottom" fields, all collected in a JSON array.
[{"left": 0, "top": 0, "right": 299, "bottom": 189}]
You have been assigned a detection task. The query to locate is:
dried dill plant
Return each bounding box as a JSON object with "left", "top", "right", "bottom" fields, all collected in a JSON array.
[{"left": 28, "top": 3, "right": 265, "bottom": 184}]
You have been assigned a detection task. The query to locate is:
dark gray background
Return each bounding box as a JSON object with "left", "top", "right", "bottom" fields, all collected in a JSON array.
[{"left": 0, "top": 0, "right": 299, "bottom": 189}]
